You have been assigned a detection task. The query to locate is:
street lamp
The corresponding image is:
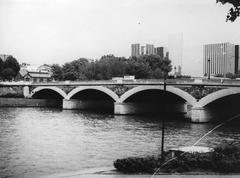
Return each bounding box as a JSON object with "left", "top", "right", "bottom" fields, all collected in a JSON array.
[
  {"left": 207, "top": 58, "right": 211, "bottom": 80},
  {"left": 161, "top": 71, "right": 168, "bottom": 160}
]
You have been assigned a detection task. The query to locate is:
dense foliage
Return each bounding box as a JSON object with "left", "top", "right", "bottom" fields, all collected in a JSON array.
[
  {"left": 217, "top": 0, "right": 240, "bottom": 21},
  {"left": 51, "top": 55, "right": 172, "bottom": 81},
  {"left": 0, "top": 56, "right": 20, "bottom": 81},
  {"left": 114, "top": 143, "right": 240, "bottom": 173}
]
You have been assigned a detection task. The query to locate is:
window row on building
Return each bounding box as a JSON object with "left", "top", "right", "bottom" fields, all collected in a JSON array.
[
  {"left": 131, "top": 43, "right": 169, "bottom": 58},
  {"left": 203, "top": 43, "right": 240, "bottom": 76}
]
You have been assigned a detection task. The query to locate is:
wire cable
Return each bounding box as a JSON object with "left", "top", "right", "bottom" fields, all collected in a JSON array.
[{"left": 151, "top": 113, "right": 240, "bottom": 178}]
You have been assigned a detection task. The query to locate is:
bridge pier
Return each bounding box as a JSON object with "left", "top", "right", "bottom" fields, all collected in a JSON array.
[
  {"left": 114, "top": 102, "right": 187, "bottom": 115},
  {"left": 23, "top": 86, "right": 30, "bottom": 98},
  {"left": 62, "top": 99, "right": 113, "bottom": 110},
  {"left": 190, "top": 107, "right": 214, "bottom": 123}
]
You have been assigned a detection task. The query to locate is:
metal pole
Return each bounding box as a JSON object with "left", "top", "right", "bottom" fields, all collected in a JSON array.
[
  {"left": 161, "top": 75, "right": 166, "bottom": 159},
  {"left": 161, "top": 114, "right": 165, "bottom": 159},
  {"left": 208, "top": 58, "right": 210, "bottom": 80}
]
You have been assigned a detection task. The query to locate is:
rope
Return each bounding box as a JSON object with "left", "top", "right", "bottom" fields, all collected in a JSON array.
[{"left": 151, "top": 113, "right": 240, "bottom": 178}]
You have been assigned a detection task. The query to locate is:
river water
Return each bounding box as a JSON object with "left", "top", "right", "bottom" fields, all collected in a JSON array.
[{"left": 1, "top": 108, "right": 240, "bottom": 178}]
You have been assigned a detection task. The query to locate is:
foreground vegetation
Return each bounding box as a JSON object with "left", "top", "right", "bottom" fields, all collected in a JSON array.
[{"left": 114, "top": 143, "right": 240, "bottom": 174}]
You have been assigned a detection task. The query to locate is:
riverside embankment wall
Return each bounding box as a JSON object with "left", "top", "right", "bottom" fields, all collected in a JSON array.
[{"left": 0, "top": 98, "right": 62, "bottom": 107}]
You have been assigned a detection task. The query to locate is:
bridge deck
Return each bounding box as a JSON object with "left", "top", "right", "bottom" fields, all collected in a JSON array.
[{"left": 1, "top": 81, "right": 240, "bottom": 87}]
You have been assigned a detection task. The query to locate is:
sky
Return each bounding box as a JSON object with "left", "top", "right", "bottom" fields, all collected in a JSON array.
[{"left": 0, "top": 0, "right": 240, "bottom": 76}]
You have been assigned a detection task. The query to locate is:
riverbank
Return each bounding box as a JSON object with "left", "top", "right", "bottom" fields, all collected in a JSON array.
[
  {"left": 114, "top": 143, "right": 240, "bottom": 174},
  {"left": 0, "top": 98, "right": 62, "bottom": 107}
]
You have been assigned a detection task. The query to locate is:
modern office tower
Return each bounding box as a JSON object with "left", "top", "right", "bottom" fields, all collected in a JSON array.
[
  {"left": 154, "top": 47, "right": 169, "bottom": 58},
  {"left": 131, "top": 44, "right": 140, "bottom": 57},
  {"left": 146, "top": 44, "right": 155, "bottom": 55},
  {"left": 235, "top": 45, "right": 239, "bottom": 74},
  {"left": 140, "top": 46, "right": 145, "bottom": 55},
  {"left": 131, "top": 43, "right": 169, "bottom": 57},
  {"left": 168, "top": 33, "right": 183, "bottom": 75},
  {"left": 203, "top": 42, "right": 240, "bottom": 76},
  {"left": 155, "top": 47, "right": 164, "bottom": 58}
]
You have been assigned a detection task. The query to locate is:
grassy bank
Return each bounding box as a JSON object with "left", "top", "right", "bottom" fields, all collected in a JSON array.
[{"left": 114, "top": 143, "right": 240, "bottom": 174}]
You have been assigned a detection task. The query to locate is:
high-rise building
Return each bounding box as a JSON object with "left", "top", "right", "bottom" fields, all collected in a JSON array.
[
  {"left": 146, "top": 44, "right": 155, "bottom": 55},
  {"left": 203, "top": 42, "right": 240, "bottom": 76},
  {"left": 154, "top": 47, "right": 169, "bottom": 58},
  {"left": 168, "top": 33, "right": 183, "bottom": 75},
  {"left": 131, "top": 44, "right": 140, "bottom": 57},
  {"left": 155, "top": 47, "right": 164, "bottom": 58},
  {"left": 140, "top": 46, "right": 145, "bottom": 55},
  {"left": 131, "top": 43, "right": 169, "bottom": 58},
  {"left": 235, "top": 45, "right": 239, "bottom": 74}
]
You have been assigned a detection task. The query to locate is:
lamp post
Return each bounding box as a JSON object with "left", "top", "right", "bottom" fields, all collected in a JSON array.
[
  {"left": 207, "top": 58, "right": 211, "bottom": 80},
  {"left": 161, "top": 71, "right": 168, "bottom": 160}
]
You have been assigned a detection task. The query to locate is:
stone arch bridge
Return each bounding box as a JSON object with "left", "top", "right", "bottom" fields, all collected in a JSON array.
[{"left": 5, "top": 81, "right": 240, "bottom": 122}]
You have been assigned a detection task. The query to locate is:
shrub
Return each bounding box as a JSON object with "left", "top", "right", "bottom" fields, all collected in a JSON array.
[
  {"left": 113, "top": 156, "right": 161, "bottom": 173},
  {"left": 114, "top": 143, "right": 240, "bottom": 174}
]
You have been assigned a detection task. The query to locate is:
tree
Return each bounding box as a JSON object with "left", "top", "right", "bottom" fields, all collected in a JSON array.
[
  {"left": 161, "top": 57, "right": 172, "bottom": 77},
  {"left": 1, "top": 68, "right": 16, "bottom": 81},
  {"left": 61, "top": 58, "right": 90, "bottom": 81},
  {"left": 2, "top": 56, "right": 20, "bottom": 80},
  {"left": 217, "top": 0, "right": 240, "bottom": 22},
  {"left": 62, "top": 62, "right": 78, "bottom": 81},
  {"left": 137, "top": 55, "right": 172, "bottom": 78},
  {"left": 51, "top": 54, "right": 172, "bottom": 81},
  {"left": 126, "top": 59, "right": 151, "bottom": 79},
  {"left": 0, "top": 57, "right": 3, "bottom": 78},
  {"left": 51, "top": 64, "right": 63, "bottom": 81},
  {"left": 70, "top": 58, "right": 90, "bottom": 80}
]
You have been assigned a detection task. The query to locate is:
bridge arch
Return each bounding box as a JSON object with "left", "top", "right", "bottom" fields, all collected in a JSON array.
[
  {"left": 29, "top": 86, "right": 67, "bottom": 99},
  {"left": 197, "top": 88, "right": 240, "bottom": 107},
  {"left": 66, "top": 86, "right": 119, "bottom": 101},
  {"left": 118, "top": 85, "right": 197, "bottom": 106}
]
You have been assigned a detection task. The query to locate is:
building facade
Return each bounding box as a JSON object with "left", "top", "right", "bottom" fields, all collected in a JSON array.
[
  {"left": 154, "top": 47, "right": 169, "bottom": 58},
  {"left": 131, "top": 44, "right": 169, "bottom": 58},
  {"left": 140, "top": 46, "right": 145, "bottom": 55},
  {"left": 131, "top": 44, "right": 140, "bottom": 57},
  {"left": 17, "top": 64, "right": 52, "bottom": 82},
  {"left": 168, "top": 33, "right": 183, "bottom": 76},
  {"left": 155, "top": 47, "right": 164, "bottom": 58},
  {"left": 203, "top": 43, "right": 240, "bottom": 76},
  {"left": 145, "top": 44, "right": 155, "bottom": 55}
]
